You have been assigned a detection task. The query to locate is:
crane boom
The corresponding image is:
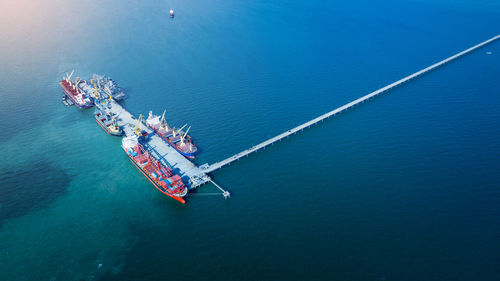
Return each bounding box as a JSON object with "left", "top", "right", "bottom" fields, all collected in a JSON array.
[
  {"left": 68, "top": 70, "right": 75, "bottom": 80},
  {"left": 173, "top": 124, "right": 187, "bottom": 137},
  {"left": 134, "top": 114, "right": 143, "bottom": 136},
  {"left": 178, "top": 124, "right": 187, "bottom": 132},
  {"left": 183, "top": 126, "right": 191, "bottom": 138},
  {"left": 160, "top": 110, "right": 166, "bottom": 124}
]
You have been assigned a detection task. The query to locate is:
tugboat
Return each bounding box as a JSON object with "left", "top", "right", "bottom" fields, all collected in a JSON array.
[
  {"left": 122, "top": 134, "right": 188, "bottom": 204},
  {"left": 59, "top": 70, "right": 93, "bottom": 108},
  {"left": 95, "top": 109, "right": 123, "bottom": 136},
  {"left": 146, "top": 110, "right": 197, "bottom": 159}
]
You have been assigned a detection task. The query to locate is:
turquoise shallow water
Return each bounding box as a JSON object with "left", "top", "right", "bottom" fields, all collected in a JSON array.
[{"left": 1, "top": 0, "right": 499, "bottom": 280}]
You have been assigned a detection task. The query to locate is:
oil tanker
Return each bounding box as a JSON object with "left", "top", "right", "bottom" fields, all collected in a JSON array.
[
  {"left": 122, "top": 134, "right": 188, "bottom": 203},
  {"left": 146, "top": 110, "right": 197, "bottom": 159},
  {"left": 59, "top": 71, "right": 93, "bottom": 108}
]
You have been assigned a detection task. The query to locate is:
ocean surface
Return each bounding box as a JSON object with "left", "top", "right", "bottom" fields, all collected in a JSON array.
[{"left": 1, "top": 0, "right": 499, "bottom": 280}]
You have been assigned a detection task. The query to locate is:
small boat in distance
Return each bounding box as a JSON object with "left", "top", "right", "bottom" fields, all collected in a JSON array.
[
  {"left": 122, "top": 134, "right": 188, "bottom": 203},
  {"left": 170, "top": 9, "right": 174, "bottom": 18}
]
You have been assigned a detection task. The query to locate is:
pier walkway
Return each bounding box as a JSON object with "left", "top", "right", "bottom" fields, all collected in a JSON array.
[{"left": 202, "top": 35, "right": 500, "bottom": 174}]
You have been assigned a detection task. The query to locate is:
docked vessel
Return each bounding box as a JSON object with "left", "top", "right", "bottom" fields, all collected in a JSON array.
[
  {"left": 146, "top": 111, "right": 197, "bottom": 159},
  {"left": 122, "top": 135, "right": 188, "bottom": 203},
  {"left": 76, "top": 74, "right": 126, "bottom": 101},
  {"left": 95, "top": 109, "right": 123, "bottom": 136},
  {"left": 60, "top": 71, "right": 93, "bottom": 108}
]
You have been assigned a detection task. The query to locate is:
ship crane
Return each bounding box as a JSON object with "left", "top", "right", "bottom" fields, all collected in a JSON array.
[
  {"left": 159, "top": 110, "right": 169, "bottom": 131},
  {"left": 65, "top": 70, "right": 75, "bottom": 83},
  {"left": 134, "top": 114, "right": 144, "bottom": 136},
  {"left": 93, "top": 83, "right": 100, "bottom": 99},
  {"left": 104, "top": 86, "right": 113, "bottom": 100},
  {"left": 179, "top": 126, "right": 191, "bottom": 147},
  {"left": 172, "top": 124, "right": 187, "bottom": 138},
  {"left": 160, "top": 110, "right": 166, "bottom": 125}
]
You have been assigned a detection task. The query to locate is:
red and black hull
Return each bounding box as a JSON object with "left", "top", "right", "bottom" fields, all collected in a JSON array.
[
  {"left": 60, "top": 81, "right": 93, "bottom": 109},
  {"left": 126, "top": 154, "right": 186, "bottom": 204}
]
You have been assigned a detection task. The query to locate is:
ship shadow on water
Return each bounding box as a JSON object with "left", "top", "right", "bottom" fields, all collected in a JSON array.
[{"left": 0, "top": 162, "right": 72, "bottom": 227}]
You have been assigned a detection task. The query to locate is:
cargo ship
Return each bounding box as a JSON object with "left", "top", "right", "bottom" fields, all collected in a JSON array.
[
  {"left": 146, "top": 110, "right": 197, "bottom": 159},
  {"left": 76, "top": 74, "right": 126, "bottom": 101},
  {"left": 122, "top": 134, "right": 188, "bottom": 203},
  {"left": 95, "top": 109, "right": 123, "bottom": 136},
  {"left": 59, "top": 71, "right": 93, "bottom": 108}
]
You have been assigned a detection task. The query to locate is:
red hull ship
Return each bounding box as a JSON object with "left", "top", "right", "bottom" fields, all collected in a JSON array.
[
  {"left": 122, "top": 135, "right": 188, "bottom": 204},
  {"left": 59, "top": 70, "right": 93, "bottom": 108}
]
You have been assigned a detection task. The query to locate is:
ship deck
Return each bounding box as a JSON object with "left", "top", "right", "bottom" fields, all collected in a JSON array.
[{"left": 107, "top": 101, "right": 210, "bottom": 189}]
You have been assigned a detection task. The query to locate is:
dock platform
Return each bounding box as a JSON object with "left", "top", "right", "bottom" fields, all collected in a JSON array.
[
  {"left": 85, "top": 34, "right": 498, "bottom": 196},
  {"left": 107, "top": 101, "right": 210, "bottom": 189}
]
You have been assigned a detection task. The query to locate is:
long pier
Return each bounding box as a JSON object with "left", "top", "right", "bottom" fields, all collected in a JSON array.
[{"left": 202, "top": 34, "right": 500, "bottom": 174}]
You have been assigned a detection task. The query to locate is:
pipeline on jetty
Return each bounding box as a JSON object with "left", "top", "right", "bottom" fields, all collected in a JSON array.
[{"left": 202, "top": 34, "right": 500, "bottom": 174}]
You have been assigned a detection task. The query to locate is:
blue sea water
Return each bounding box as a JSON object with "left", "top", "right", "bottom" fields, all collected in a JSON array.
[{"left": 0, "top": 0, "right": 499, "bottom": 280}]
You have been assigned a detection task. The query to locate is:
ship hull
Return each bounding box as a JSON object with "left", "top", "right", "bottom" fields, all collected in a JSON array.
[
  {"left": 60, "top": 83, "right": 93, "bottom": 109},
  {"left": 146, "top": 125, "right": 196, "bottom": 159},
  {"left": 126, "top": 153, "right": 186, "bottom": 204}
]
